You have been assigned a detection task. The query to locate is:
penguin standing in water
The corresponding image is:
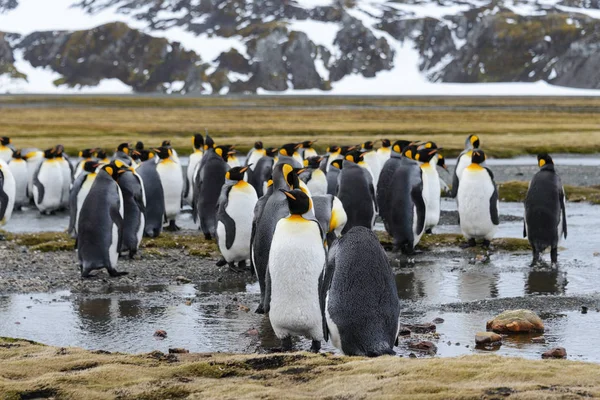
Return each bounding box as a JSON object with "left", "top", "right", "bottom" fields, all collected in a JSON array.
[
  {"left": 0, "top": 137, "right": 14, "bottom": 163},
  {"left": 457, "top": 149, "right": 499, "bottom": 247},
  {"left": 300, "top": 140, "right": 318, "bottom": 159},
  {"left": 74, "top": 149, "right": 96, "bottom": 179},
  {"left": 216, "top": 166, "right": 257, "bottom": 271},
  {"left": 451, "top": 134, "right": 481, "bottom": 198},
  {"left": 246, "top": 141, "right": 266, "bottom": 170},
  {"left": 78, "top": 164, "right": 127, "bottom": 278},
  {"left": 361, "top": 141, "right": 381, "bottom": 186},
  {"left": 524, "top": 154, "right": 567, "bottom": 265},
  {"left": 416, "top": 145, "right": 441, "bottom": 234},
  {"left": 55, "top": 145, "right": 73, "bottom": 210},
  {"left": 33, "top": 148, "right": 65, "bottom": 214},
  {"left": 376, "top": 139, "right": 392, "bottom": 166},
  {"left": 113, "top": 143, "right": 133, "bottom": 166},
  {"left": 249, "top": 147, "right": 278, "bottom": 197},
  {"left": 301, "top": 156, "right": 327, "bottom": 196},
  {"left": 8, "top": 150, "right": 28, "bottom": 210},
  {"left": 136, "top": 157, "right": 165, "bottom": 238},
  {"left": 323, "top": 227, "right": 400, "bottom": 356},
  {"left": 378, "top": 144, "right": 427, "bottom": 254},
  {"left": 153, "top": 147, "right": 183, "bottom": 231},
  {"left": 337, "top": 151, "right": 377, "bottom": 233},
  {"left": 326, "top": 159, "right": 343, "bottom": 195},
  {"left": 184, "top": 134, "right": 204, "bottom": 205},
  {"left": 0, "top": 159, "right": 16, "bottom": 226},
  {"left": 265, "top": 188, "right": 326, "bottom": 352},
  {"left": 193, "top": 145, "right": 231, "bottom": 240},
  {"left": 68, "top": 161, "right": 99, "bottom": 239},
  {"left": 116, "top": 162, "right": 146, "bottom": 259}
]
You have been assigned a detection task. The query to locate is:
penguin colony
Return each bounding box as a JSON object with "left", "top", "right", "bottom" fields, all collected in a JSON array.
[{"left": 0, "top": 135, "right": 567, "bottom": 355}]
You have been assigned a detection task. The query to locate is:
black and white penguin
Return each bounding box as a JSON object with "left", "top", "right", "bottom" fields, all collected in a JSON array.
[
  {"left": 361, "top": 141, "right": 381, "bottom": 186},
  {"left": 161, "top": 140, "right": 179, "bottom": 164},
  {"left": 251, "top": 163, "right": 297, "bottom": 313},
  {"left": 226, "top": 148, "right": 242, "bottom": 168},
  {"left": 278, "top": 143, "right": 303, "bottom": 166},
  {"left": 249, "top": 147, "right": 278, "bottom": 197},
  {"left": 95, "top": 149, "right": 111, "bottom": 165},
  {"left": 377, "top": 143, "right": 427, "bottom": 254},
  {"left": 0, "top": 158, "right": 16, "bottom": 226},
  {"left": 376, "top": 139, "right": 392, "bottom": 166},
  {"left": 193, "top": 145, "right": 231, "bottom": 240},
  {"left": 326, "top": 159, "right": 343, "bottom": 196},
  {"left": 154, "top": 146, "right": 184, "bottom": 231},
  {"left": 312, "top": 194, "right": 347, "bottom": 247},
  {"left": 457, "top": 149, "right": 499, "bottom": 247},
  {"left": 415, "top": 145, "right": 441, "bottom": 234},
  {"left": 524, "top": 153, "right": 567, "bottom": 264},
  {"left": 216, "top": 166, "right": 258, "bottom": 272},
  {"left": 184, "top": 134, "right": 205, "bottom": 205},
  {"left": 33, "top": 148, "right": 65, "bottom": 214},
  {"left": 78, "top": 164, "right": 127, "bottom": 278},
  {"left": 301, "top": 156, "right": 328, "bottom": 196},
  {"left": 74, "top": 148, "right": 96, "bottom": 179},
  {"left": 23, "top": 148, "right": 44, "bottom": 203},
  {"left": 336, "top": 151, "right": 377, "bottom": 233},
  {"left": 116, "top": 162, "right": 146, "bottom": 259},
  {"left": 265, "top": 188, "right": 326, "bottom": 352},
  {"left": 451, "top": 134, "right": 481, "bottom": 198},
  {"left": 300, "top": 140, "right": 318, "bottom": 159},
  {"left": 0, "top": 137, "right": 14, "bottom": 163},
  {"left": 136, "top": 157, "right": 165, "bottom": 238},
  {"left": 246, "top": 141, "right": 266, "bottom": 170},
  {"left": 323, "top": 226, "right": 400, "bottom": 356},
  {"left": 68, "top": 161, "right": 99, "bottom": 239},
  {"left": 8, "top": 150, "right": 28, "bottom": 211},
  {"left": 113, "top": 143, "right": 133, "bottom": 166},
  {"left": 55, "top": 145, "right": 73, "bottom": 210}
]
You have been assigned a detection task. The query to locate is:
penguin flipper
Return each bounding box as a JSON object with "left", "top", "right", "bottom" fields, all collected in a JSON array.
[
  {"left": 411, "top": 183, "right": 426, "bottom": 235},
  {"left": 110, "top": 204, "right": 124, "bottom": 257},
  {"left": 68, "top": 176, "right": 84, "bottom": 236},
  {"left": 320, "top": 241, "right": 337, "bottom": 342},
  {"left": 489, "top": 185, "right": 500, "bottom": 227},
  {"left": 219, "top": 212, "right": 236, "bottom": 250},
  {"left": 33, "top": 170, "right": 45, "bottom": 204},
  {"left": 0, "top": 171, "right": 8, "bottom": 221},
  {"left": 450, "top": 166, "right": 460, "bottom": 199},
  {"left": 560, "top": 186, "right": 567, "bottom": 239},
  {"left": 263, "top": 267, "right": 272, "bottom": 314}
]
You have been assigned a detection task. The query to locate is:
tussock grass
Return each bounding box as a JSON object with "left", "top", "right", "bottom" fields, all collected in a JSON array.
[
  {"left": 2, "top": 96, "right": 600, "bottom": 156},
  {"left": 1, "top": 337, "right": 599, "bottom": 399},
  {"left": 499, "top": 181, "right": 600, "bottom": 204}
]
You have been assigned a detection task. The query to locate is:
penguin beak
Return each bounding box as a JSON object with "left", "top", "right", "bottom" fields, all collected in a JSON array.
[
  {"left": 279, "top": 189, "right": 296, "bottom": 200},
  {"left": 240, "top": 166, "right": 249, "bottom": 173}
]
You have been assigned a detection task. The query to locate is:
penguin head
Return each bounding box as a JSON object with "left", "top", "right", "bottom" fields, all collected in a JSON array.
[
  {"left": 131, "top": 150, "right": 142, "bottom": 162},
  {"left": 11, "top": 149, "right": 23, "bottom": 160},
  {"left": 414, "top": 147, "right": 438, "bottom": 164},
  {"left": 254, "top": 141, "right": 264, "bottom": 150},
  {"left": 162, "top": 140, "right": 171, "bottom": 147},
  {"left": 135, "top": 141, "right": 145, "bottom": 151},
  {"left": 265, "top": 147, "right": 278, "bottom": 157},
  {"left": 537, "top": 153, "right": 554, "bottom": 168},
  {"left": 95, "top": 149, "right": 108, "bottom": 160},
  {"left": 471, "top": 149, "right": 486, "bottom": 164},
  {"left": 140, "top": 149, "right": 154, "bottom": 162},
  {"left": 327, "top": 145, "right": 340, "bottom": 154},
  {"left": 466, "top": 135, "right": 480, "bottom": 150},
  {"left": 280, "top": 189, "right": 312, "bottom": 216},
  {"left": 43, "top": 147, "right": 56, "bottom": 159},
  {"left": 279, "top": 143, "right": 301, "bottom": 157},
  {"left": 83, "top": 161, "right": 100, "bottom": 173},
  {"left": 193, "top": 134, "right": 204, "bottom": 150},
  {"left": 154, "top": 146, "right": 173, "bottom": 160},
  {"left": 55, "top": 145, "right": 65, "bottom": 158},
  {"left": 0, "top": 137, "right": 10, "bottom": 146},
  {"left": 344, "top": 150, "right": 364, "bottom": 164},
  {"left": 226, "top": 166, "right": 250, "bottom": 181},
  {"left": 303, "top": 156, "right": 323, "bottom": 169},
  {"left": 102, "top": 164, "right": 119, "bottom": 180},
  {"left": 214, "top": 145, "right": 233, "bottom": 161},
  {"left": 402, "top": 143, "right": 419, "bottom": 160},
  {"left": 204, "top": 134, "right": 215, "bottom": 151},
  {"left": 362, "top": 141, "right": 375, "bottom": 151},
  {"left": 418, "top": 141, "right": 438, "bottom": 150},
  {"left": 117, "top": 143, "right": 131, "bottom": 155},
  {"left": 381, "top": 139, "right": 391, "bottom": 148},
  {"left": 301, "top": 140, "right": 316, "bottom": 149},
  {"left": 330, "top": 159, "right": 343, "bottom": 170},
  {"left": 392, "top": 140, "right": 413, "bottom": 155},
  {"left": 340, "top": 145, "right": 357, "bottom": 156},
  {"left": 79, "top": 148, "right": 95, "bottom": 159},
  {"left": 285, "top": 167, "right": 307, "bottom": 190},
  {"left": 437, "top": 154, "right": 448, "bottom": 170}
]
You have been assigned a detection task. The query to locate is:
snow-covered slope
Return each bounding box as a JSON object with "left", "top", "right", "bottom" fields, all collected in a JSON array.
[{"left": 1, "top": 0, "right": 600, "bottom": 95}]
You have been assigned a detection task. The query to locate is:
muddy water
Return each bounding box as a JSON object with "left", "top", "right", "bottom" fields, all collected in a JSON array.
[{"left": 1, "top": 197, "right": 599, "bottom": 360}]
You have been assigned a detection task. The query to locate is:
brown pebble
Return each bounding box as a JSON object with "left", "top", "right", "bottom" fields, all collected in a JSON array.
[
  {"left": 168, "top": 348, "right": 189, "bottom": 354},
  {"left": 542, "top": 347, "right": 567, "bottom": 359},
  {"left": 154, "top": 330, "right": 167, "bottom": 338},
  {"left": 238, "top": 304, "right": 250, "bottom": 313},
  {"left": 532, "top": 336, "right": 546, "bottom": 344}
]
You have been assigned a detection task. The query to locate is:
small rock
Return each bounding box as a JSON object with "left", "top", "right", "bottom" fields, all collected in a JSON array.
[
  {"left": 245, "top": 327, "right": 259, "bottom": 336},
  {"left": 408, "top": 341, "right": 437, "bottom": 355},
  {"left": 532, "top": 336, "right": 546, "bottom": 344},
  {"left": 175, "top": 276, "right": 191, "bottom": 284},
  {"left": 432, "top": 317, "right": 445, "bottom": 324},
  {"left": 593, "top": 252, "right": 600, "bottom": 257},
  {"left": 154, "top": 330, "right": 167, "bottom": 338},
  {"left": 475, "top": 332, "right": 503, "bottom": 345},
  {"left": 398, "top": 327, "right": 411, "bottom": 336},
  {"left": 402, "top": 323, "right": 436, "bottom": 334},
  {"left": 581, "top": 306, "right": 588, "bottom": 314},
  {"left": 168, "top": 348, "right": 189, "bottom": 354},
  {"left": 542, "top": 347, "right": 567, "bottom": 359},
  {"left": 238, "top": 304, "right": 250, "bottom": 313},
  {"left": 487, "top": 309, "right": 544, "bottom": 333},
  {"left": 185, "top": 300, "right": 192, "bottom": 306},
  {"left": 408, "top": 353, "right": 417, "bottom": 358}
]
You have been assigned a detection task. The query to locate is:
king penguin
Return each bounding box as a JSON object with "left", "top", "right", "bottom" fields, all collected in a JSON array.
[
  {"left": 0, "top": 159, "right": 16, "bottom": 226},
  {"left": 326, "top": 159, "right": 343, "bottom": 195},
  {"left": 278, "top": 143, "right": 303, "bottom": 166},
  {"left": 74, "top": 148, "right": 97, "bottom": 179},
  {"left": 95, "top": 149, "right": 111, "bottom": 165},
  {"left": 457, "top": 149, "right": 499, "bottom": 247},
  {"left": 161, "top": 140, "right": 179, "bottom": 163},
  {"left": 415, "top": 145, "right": 441, "bottom": 234},
  {"left": 322, "top": 226, "right": 400, "bottom": 356},
  {"left": 312, "top": 193, "right": 347, "bottom": 247},
  {"left": 8, "top": 150, "right": 28, "bottom": 211},
  {"left": 265, "top": 188, "right": 326, "bottom": 352},
  {"left": 116, "top": 161, "right": 146, "bottom": 259},
  {"left": 301, "top": 156, "right": 328, "bottom": 196},
  {"left": 55, "top": 145, "right": 74, "bottom": 210},
  {"left": 136, "top": 157, "right": 165, "bottom": 238},
  {"left": 301, "top": 140, "right": 318, "bottom": 159},
  {"left": 337, "top": 151, "right": 377, "bottom": 233},
  {"left": 68, "top": 161, "right": 99, "bottom": 239},
  {"left": 33, "top": 148, "right": 65, "bottom": 214},
  {"left": 451, "top": 134, "right": 481, "bottom": 198},
  {"left": 184, "top": 134, "right": 204, "bottom": 205},
  {"left": 154, "top": 146, "right": 184, "bottom": 231},
  {"left": 361, "top": 141, "right": 382, "bottom": 187},
  {"left": 0, "top": 137, "right": 14, "bottom": 163},
  {"left": 246, "top": 141, "right": 266, "bottom": 170},
  {"left": 249, "top": 147, "right": 278, "bottom": 197},
  {"left": 78, "top": 164, "right": 126, "bottom": 278},
  {"left": 376, "top": 138, "right": 392, "bottom": 166},
  {"left": 216, "top": 166, "right": 257, "bottom": 272},
  {"left": 524, "top": 153, "right": 567, "bottom": 265},
  {"left": 113, "top": 143, "right": 133, "bottom": 166},
  {"left": 23, "top": 148, "right": 44, "bottom": 203}
]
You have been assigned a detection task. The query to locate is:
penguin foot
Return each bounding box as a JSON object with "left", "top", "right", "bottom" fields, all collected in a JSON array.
[
  {"left": 216, "top": 258, "right": 227, "bottom": 267},
  {"left": 425, "top": 229, "right": 433, "bottom": 235},
  {"left": 482, "top": 240, "right": 492, "bottom": 249},
  {"left": 460, "top": 239, "right": 477, "bottom": 249},
  {"left": 310, "top": 340, "right": 321, "bottom": 353},
  {"left": 204, "top": 233, "right": 212, "bottom": 241},
  {"left": 165, "top": 221, "right": 181, "bottom": 232},
  {"left": 228, "top": 262, "right": 245, "bottom": 273},
  {"left": 255, "top": 304, "right": 265, "bottom": 314},
  {"left": 281, "top": 337, "right": 293, "bottom": 352},
  {"left": 129, "top": 250, "right": 137, "bottom": 260},
  {"left": 108, "top": 270, "right": 129, "bottom": 277}
]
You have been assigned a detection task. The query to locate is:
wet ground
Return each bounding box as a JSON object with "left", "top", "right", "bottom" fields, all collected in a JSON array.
[{"left": 1, "top": 160, "right": 599, "bottom": 362}]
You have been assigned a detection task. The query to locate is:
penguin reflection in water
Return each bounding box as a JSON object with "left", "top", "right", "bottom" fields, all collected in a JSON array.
[
  {"left": 265, "top": 189, "right": 326, "bottom": 352},
  {"left": 524, "top": 154, "right": 567, "bottom": 265}
]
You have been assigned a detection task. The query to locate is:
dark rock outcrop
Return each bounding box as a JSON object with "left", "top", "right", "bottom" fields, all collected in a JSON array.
[{"left": 0, "top": 32, "right": 25, "bottom": 80}]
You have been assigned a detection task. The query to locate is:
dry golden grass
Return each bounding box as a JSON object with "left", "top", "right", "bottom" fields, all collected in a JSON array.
[
  {"left": 498, "top": 181, "right": 600, "bottom": 204},
  {"left": 1, "top": 96, "right": 600, "bottom": 156},
  {"left": 1, "top": 337, "right": 599, "bottom": 399}
]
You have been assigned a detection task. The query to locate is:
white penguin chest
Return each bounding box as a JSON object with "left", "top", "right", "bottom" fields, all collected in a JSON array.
[
  {"left": 307, "top": 169, "right": 327, "bottom": 195},
  {"left": 455, "top": 151, "right": 473, "bottom": 181}
]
